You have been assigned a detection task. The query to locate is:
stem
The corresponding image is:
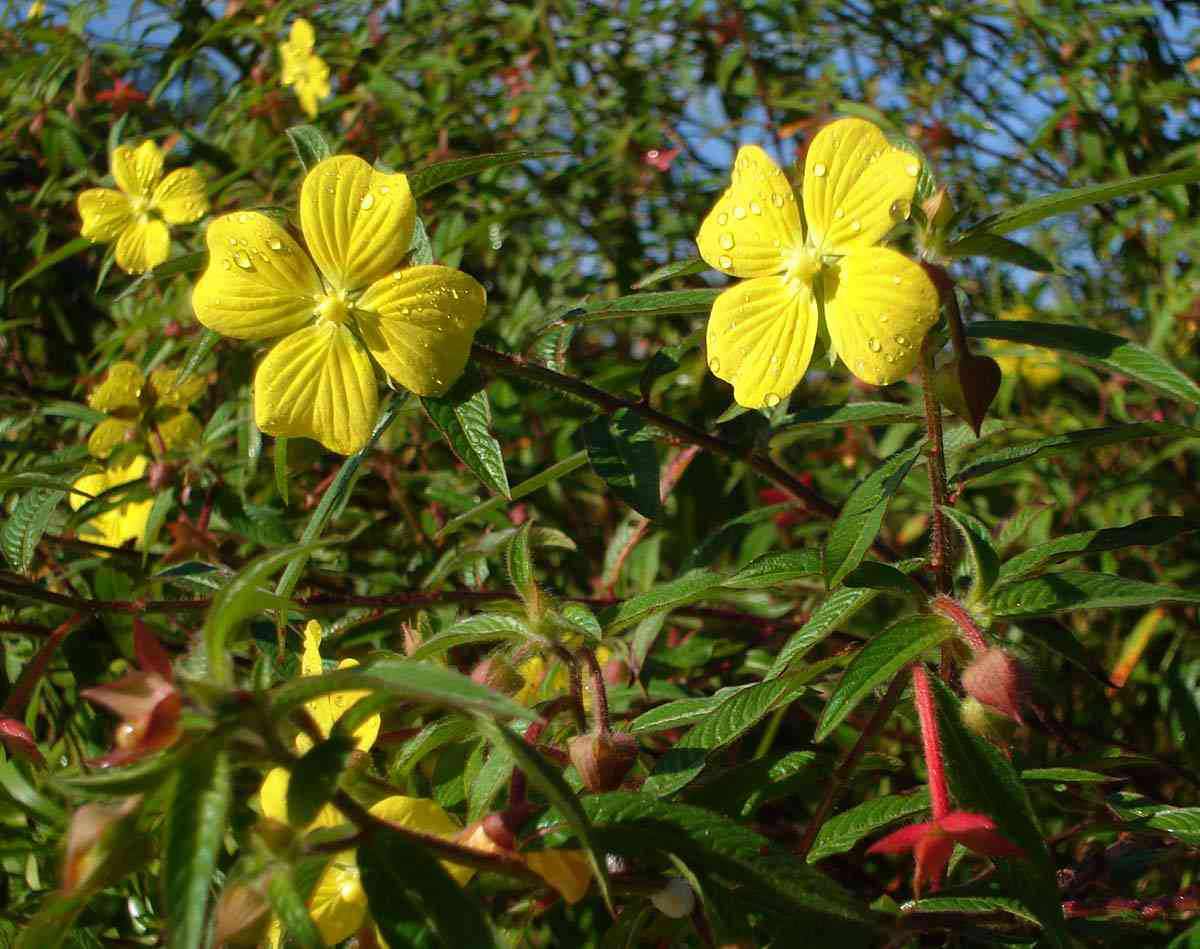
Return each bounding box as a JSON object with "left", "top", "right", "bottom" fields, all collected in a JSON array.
[
  {"left": 796, "top": 672, "right": 907, "bottom": 860},
  {"left": 919, "top": 336, "right": 951, "bottom": 594},
  {"left": 551, "top": 644, "right": 587, "bottom": 733},
  {"left": 930, "top": 595, "right": 988, "bottom": 654},
  {"left": 577, "top": 647, "right": 611, "bottom": 736},
  {"left": 912, "top": 664, "right": 951, "bottom": 820}
]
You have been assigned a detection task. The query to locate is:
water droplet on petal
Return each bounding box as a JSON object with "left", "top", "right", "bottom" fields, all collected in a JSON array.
[
  {"left": 851, "top": 220, "right": 861, "bottom": 233},
  {"left": 812, "top": 163, "right": 826, "bottom": 177},
  {"left": 891, "top": 275, "right": 901, "bottom": 285},
  {"left": 889, "top": 198, "right": 911, "bottom": 220},
  {"left": 906, "top": 162, "right": 919, "bottom": 176},
  {"left": 221, "top": 259, "right": 231, "bottom": 271},
  {"left": 764, "top": 392, "right": 781, "bottom": 408},
  {"left": 895, "top": 334, "right": 908, "bottom": 346},
  {"left": 268, "top": 237, "right": 283, "bottom": 251},
  {"left": 709, "top": 356, "right": 722, "bottom": 374},
  {"left": 235, "top": 251, "right": 252, "bottom": 270},
  {"left": 834, "top": 208, "right": 845, "bottom": 219},
  {"left": 771, "top": 193, "right": 784, "bottom": 208},
  {"left": 733, "top": 206, "right": 747, "bottom": 220},
  {"left": 718, "top": 254, "right": 733, "bottom": 269},
  {"left": 228, "top": 237, "right": 238, "bottom": 247},
  {"left": 719, "top": 233, "right": 735, "bottom": 250},
  {"left": 717, "top": 212, "right": 729, "bottom": 226},
  {"left": 749, "top": 201, "right": 762, "bottom": 215},
  {"left": 867, "top": 337, "right": 882, "bottom": 353},
  {"left": 360, "top": 192, "right": 375, "bottom": 211}
]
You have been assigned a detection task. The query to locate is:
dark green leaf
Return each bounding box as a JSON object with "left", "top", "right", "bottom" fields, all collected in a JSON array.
[
  {"left": 407, "top": 149, "right": 564, "bottom": 198},
  {"left": 409, "top": 614, "right": 534, "bottom": 660},
  {"left": 631, "top": 257, "right": 706, "bottom": 289},
  {"left": 267, "top": 868, "right": 324, "bottom": 949},
  {"left": 2, "top": 487, "right": 64, "bottom": 574},
  {"left": 768, "top": 587, "right": 880, "bottom": 679},
  {"left": 990, "top": 571, "right": 1200, "bottom": 618},
  {"left": 599, "top": 569, "right": 723, "bottom": 634},
  {"left": 841, "top": 561, "right": 925, "bottom": 597},
  {"left": 505, "top": 521, "right": 536, "bottom": 601},
  {"left": 902, "top": 895, "right": 1040, "bottom": 925},
  {"left": 723, "top": 550, "right": 822, "bottom": 589},
  {"left": 944, "top": 233, "right": 1057, "bottom": 272},
  {"left": 581, "top": 408, "right": 661, "bottom": 518},
  {"left": 999, "top": 516, "right": 1199, "bottom": 581},
  {"left": 422, "top": 370, "right": 510, "bottom": 499},
  {"left": 816, "top": 615, "right": 955, "bottom": 741},
  {"left": 287, "top": 734, "right": 357, "bottom": 827},
  {"left": 286, "top": 124, "right": 333, "bottom": 171},
  {"left": 941, "top": 507, "right": 1001, "bottom": 599},
  {"left": 809, "top": 790, "right": 932, "bottom": 863},
  {"left": 11, "top": 237, "right": 91, "bottom": 290},
  {"left": 771, "top": 402, "right": 923, "bottom": 439}
]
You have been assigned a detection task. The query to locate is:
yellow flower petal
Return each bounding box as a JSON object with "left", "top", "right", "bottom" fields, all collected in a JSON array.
[
  {"left": 71, "top": 455, "right": 152, "bottom": 548},
  {"left": 254, "top": 323, "right": 378, "bottom": 456},
  {"left": 824, "top": 247, "right": 939, "bottom": 386},
  {"left": 154, "top": 411, "right": 202, "bottom": 454},
  {"left": 308, "top": 858, "right": 367, "bottom": 946},
  {"left": 88, "top": 361, "right": 144, "bottom": 413},
  {"left": 295, "top": 80, "right": 321, "bottom": 119},
  {"left": 369, "top": 796, "right": 473, "bottom": 886},
  {"left": 193, "top": 212, "right": 322, "bottom": 340},
  {"left": 259, "top": 767, "right": 290, "bottom": 823},
  {"left": 802, "top": 118, "right": 920, "bottom": 253},
  {"left": 152, "top": 167, "right": 209, "bottom": 225},
  {"left": 115, "top": 216, "right": 169, "bottom": 274},
  {"left": 78, "top": 189, "right": 133, "bottom": 243},
  {"left": 147, "top": 367, "right": 207, "bottom": 409},
  {"left": 299, "top": 156, "right": 415, "bottom": 291},
  {"left": 515, "top": 656, "right": 546, "bottom": 706},
  {"left": 1023, "top": 360, "right": 1062, "bottom": 389},
  {"left": 705, "top": 276, "right": 817, "bottom": 409},
  {"left": 87, "top": 417, "right": 139, "bottom": 459},
  {"left": 525, "top": 849, "right": 592, "bottom": 904},
  {"left": 111, "top": 141, "right": 163, "bottom": 200},
  {"left": 297, "top": 621, "right": 378, "bottom": 751},
  {"left": 301, "top": 619, "right": 325, "bottom": 678},
  {"left": 286, "top": 18, "right": 316, "bottom": 57},
  {"left": 356, "top": 265, "right": 486, "bottom": 397},
  {"left": 696, "top": 145, "right": 802, "bottom": 278}
]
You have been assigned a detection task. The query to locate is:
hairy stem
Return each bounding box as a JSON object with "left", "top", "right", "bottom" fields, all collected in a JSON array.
[
  {"left": 919, "top": 336, "right": 951, "bottom": 594},
  {"left": 912, "top": 663, "right": 951, "bottom": 819}
]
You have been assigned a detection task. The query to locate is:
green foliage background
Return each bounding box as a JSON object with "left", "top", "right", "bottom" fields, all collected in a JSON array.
[{"left": 2, "top": 1, "right": 1200, "bottom": 946}]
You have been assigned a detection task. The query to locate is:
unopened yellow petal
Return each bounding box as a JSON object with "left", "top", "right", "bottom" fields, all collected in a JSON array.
[
  {"left": 259, "top": 767, "right": 290, "bottom": 823},
  {"left": 193, "top": 212, "right": 321, "bottom": 340},
  {"left": 254, "top": 323, "right": 378, "bottom": 456},
  {"left": 525, "top": 849, "right": 592, "bottom": 904},
  {"left": 152, "top": 167, "right": 208, "bottom": 225},
  {"left": 370, "top": 796, "right": 473, "bottom": 886},
  {"left": 706, "top": 276, "right": 817, "bottom": 409},
  {"left": 802, "top": 118, "right": 920, "bottom": 252},
  {"left": 299, "top": 156, "right": 415, "bottom": 291},
  {"left": 115, "top": 216, "right": 169, "bottom": 274},
  {"left": 824, "top": 247, "right": 939, "bottom": 386},
  {"left": 301, "top": 619, "right": 324, "bottom": 677},
  {"left": 78, "top": 189, "right": 133, "bottom": 243},
  {"left": 356, "top": 265, "right": 486, "bottom": 397},
  {"left": 87, "top": 417, "right": 139, "bottom": 459},
  {"left": 307, "top": 859, "right": 367, "bottom": 946},
  {"left": 155, "top": 411, "right": 202, "bottom": 453},
  {"left": 88, "top": 361, "right": 144, "bottom": 413},
  {"left": 111, "top": 141, "right": 163, "bottom": 200},
  {"left": 147, "top": 367, "right": 207, "bottom": 409},
  {"left": 696, "top": 145, "right": 802, "bottom": 278}
]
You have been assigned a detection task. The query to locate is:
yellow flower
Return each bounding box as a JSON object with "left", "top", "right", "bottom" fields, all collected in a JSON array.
[
  {"left": 77, "top": 141, "right": 208, "bottom": 274},
  {"left": 697, "top": 118, "right": 940, "bottom": 407},
  {"left": 85, "top": 361, "right": 207, "bottom": 459},
  {"left": 70, "top": 455, "right": 153, "bottom": 548},
  {"left": 459, "top": 822, "right": 592, "bottom": 904},
  {"left": 26, "top": 0, "right": 45, "bottom": 19},
  {"left": 260, "top": 621, "right": 471, "bottom": 946},
  {"left": 991, "top": 305, "right": 1062, "bottom": 389},
  {"left": 191, "top": 154, "right": 487, "bottom": 455},
  {"left": 280, "top": 19, "right": 331, "bottom": 118}
]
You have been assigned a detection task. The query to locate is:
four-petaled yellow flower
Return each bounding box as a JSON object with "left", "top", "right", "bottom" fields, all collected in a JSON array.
[
  {"left": 260, "top": 621, "right": 473, "bottom": 947},
  {"left": 991, "top": 305, "right": 1062, "bottom": 389},
  {"left": 85, "top": 361, "right": 207, "bottom": 459},
  {"left": 191, "top": 154, "right": 486, "bottom": 455},
  {"left": 70, "top": 455, "right": 153, "bottom": 549},
  {"left": 697, "top": 118, "right": 940, "bottom": 408},
  {"left": 77, "top": 141, "right": 208, "bottom": 274},
  {"left": 280, "top": 19, "right": 331, "bottom": 118}
]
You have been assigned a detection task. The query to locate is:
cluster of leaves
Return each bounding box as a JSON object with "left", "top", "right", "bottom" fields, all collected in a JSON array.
[{"left": 2, "top": 2, "right": 1200, "bottom": 948}]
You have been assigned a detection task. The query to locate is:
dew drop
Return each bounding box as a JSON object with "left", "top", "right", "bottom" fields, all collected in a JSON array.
[
  {"left": 733, "top": 206, "right": 747, "bottom": 220},
  {"left": 237, "top": 213, "right": 250, "bottom": 223},
  {"left": 906, "top": 162, "right": 919, "bottom": 176},
  {"left": 885, "top": 353, "right": 897, "bottom": 364},
  {"left": 717, "top": 212, "right": 729, "bottom": 226},
  {"left": 834, "top": 208, "right": 845, "bottom": 220},
  {"left": 719, "top": 233, "right": 735, "bottom": 250},
  {"left": 380, "top": 185, "right": 390, "bottom": 195},
  {"left": 764, "top": 392, "right": 781, "bottom": 408},
  {"left": 221, "top": 259, "right": 231, "bottom": 271},
  {"left": 709, "top": 356, "right": 721, "bottom": 374},
  {"left": 889, "top": 198, "right": 911, "bottom": 220},
  {"left": 851, "top": 220, "right": 862, "bottom": 233},
  {"left": 268, "top": 237, "right": 283, "bottom": 251},
  {"left": 891, "top": 275, "right": 901, "bottom": 285},
  {"left": 867, "top": 337, "right": 882, "bottom": 353},
  {"left": 228, "top": 237, "right": 238, "bottom": 247},
  {"left": 360, "top": 192, "right": 375, "bottom": 211},
  {"left": 718, "top": 254, "right": 733, "bottom": 269},
  {"left": 771, "top": 193, "right": 784, "bottom": 208},
  {"left": 235, "top": 251, "right": 252, "bottom": 270},
  {"left": 749, "top": 200, "right": 762, "bottom": 216},
  {"left": 812, "top": 163, "right": 826, "bottom": 177}
]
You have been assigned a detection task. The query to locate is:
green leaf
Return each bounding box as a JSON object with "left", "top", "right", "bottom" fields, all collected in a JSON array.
[
  {"left": 581, "top": 408, "right": 661, "bottom": 518},
  {"left": 407, "top": 148, "right": 564, "bottom": 198},
  {"left": 629, "top": 691, "right": 740, "bottom": 734},
  {"left": 473, "top": 716, "right": 611, "bottom": 911},
  {"left": 940, "top": 507, "right": 1000, "bottom": 599},
  {"left": 14, "top": 891, "right": 90, "bottom": 949},
  {"left": 824, "top": 442, "right": 922, "bottom": 587},
  {"left": 770, "top": 401, "right": 924, "bottom": 439},
  {"left": 422, "top": 370, "right": 510, "bottom": 499},
  {"left": 572, "top": 289, "right": 719, "bottom": 322},
  {"left": 163, "top": 747, "right": 232, "bottom": 949},
  {"left": 767, "top": 587, "right": 881, "bottom": 679},
  {"left": 643, "top": 674, "right": 810, "bottom": 796},
  {"left": 631, "top": 257, "right": 707, "bottom": 289},
  {"left": 989, "top": 571, "right": 1200, "bottom": 618},
  {"left": 966, "top": 320, "right": 1200, "bottom": 408},
  {"left": 53, "top": 748, "right": 187, "bottom": 797},
  {"left": 841, "top": 561, "right": 925, "bottom": 597},
  {"left": 931, "top": 676, "right": 1068, "bottom": 945},
  {"left": 288, "top": 733, "right": 357, "bottom": 827},
  {"left": 1020, "top": 768, "right": 1112, "bottom": 783},
  {"left": 409, "top": 614, "right": 535, "bottom": 660},
  {"left": 943, "top": 233, "right": 1056, "bottom": 273},
  {"left": 901, "top": 895, "right": 1041, "bottom": 926},
  {"left": 599, "top": 568, "right": 723, "bottom": 634},
  {"left": 808, "top": 790, "right": 932, "bottom": 863},
  {"left": 723, "top": 550, "right": 822, "bottom": 589},
  {"left": 1107, "top": 794, "right": 1200, "bottom": 844},
  {"left": 505, "top": 521, "right": 536, "bottom": 601},
  {"left": 11, "top": 237, "right": 91, "bottom": 290},
  {"left": 273, "top": 436, "right": 289, "bottom": 506},
  {"left": 286, "top": 124, "right": 333, "bottom": 171},
  {"left": 360, "top": 821, "right": 500, "bottom": 948},
  {"left": 963, "top": 164, "right": 1200, "bottom": 238},
  {"left": 953, "top": 423, "right": 1196, "bottom": 483},
  {"left": 1, "top": 487, "right": 64, "bottom": 574},
  {"left": 266, "top": 868, "right": 324, "bottom": 949},
  {"left": 998, "top": 516, "right": 1199, "bottom": 581},
  {"left": 816, "top": 615, "right": 955, "bottom": 741}
]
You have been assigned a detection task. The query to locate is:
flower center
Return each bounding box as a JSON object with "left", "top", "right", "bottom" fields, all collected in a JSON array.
[
  {"left": 783, "top": 246, "right": 821, "bottom": 287},
  {"left": 315, "top": 293, "right": 352, "bottom": 325},
  {"left": 130, "top": 195, "right": 152, "bottom": 218}
]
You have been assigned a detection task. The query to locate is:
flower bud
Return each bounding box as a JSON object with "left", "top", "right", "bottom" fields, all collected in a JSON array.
[
  {"left": 651, "top": 878, "right": 697, "bottom": 919},
  {"left": 470, "top": 656, "right": 525, "bottom": 696},
  {"left": 568, "top": 731, "right": 638, "bottom": 792},
  {"left": 962, "top": 648, "right": 1030, "bottom": 724},
  {"left": 921, "top": 186, "right": 955, "bottom": 234},
  {"left": 933, "top": 354, "right": 1001, "bottom": 437},
  {"left": 213, "top": 877, "right": 272, "bottom": 948}
]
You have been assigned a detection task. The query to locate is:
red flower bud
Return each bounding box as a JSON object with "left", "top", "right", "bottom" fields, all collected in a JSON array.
[
  {"left": 568, "top": 731, "right": 638, "bottom": 792},
  {"left": 962, "top": 648, "right": 1030, "bottom": 724}
]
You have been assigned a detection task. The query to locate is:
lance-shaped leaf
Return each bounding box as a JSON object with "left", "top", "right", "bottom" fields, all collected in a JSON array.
[
  {"left": 423, "top": 368, "right": 510, "bottom": 499},
  {"left": 990, "top": 571, "right": 1200, "bottom": 618},
  {"left": 808, "top": 790, "right": 932, "bottom": 863},
  {"left": 998, "top": 516, "right": 1199, "bottom": 582},
  {"left": 581, "top": 408, "right": 661, "bottom": 518},
  {"left": 940, "top": 507, "right": 1000, "bottom": 600}
]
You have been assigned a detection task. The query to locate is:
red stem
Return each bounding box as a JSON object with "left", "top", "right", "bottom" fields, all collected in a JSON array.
[
  {"left": 930, "top": 595, "right": 989, "bottom": 654},
  {"left": 912, "top": 664, "right": 951, "bottom": 819}
]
